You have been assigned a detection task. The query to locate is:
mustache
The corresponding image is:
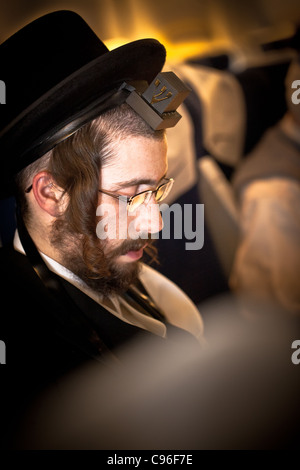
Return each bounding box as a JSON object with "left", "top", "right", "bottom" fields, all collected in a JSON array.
[{"left": 108, "top": 235, "right": 154, "bottom": 259}]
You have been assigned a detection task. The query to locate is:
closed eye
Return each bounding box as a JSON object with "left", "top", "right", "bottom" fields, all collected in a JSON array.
[{"left": 112, "top": 173, "right": 168, "bottom": 193}]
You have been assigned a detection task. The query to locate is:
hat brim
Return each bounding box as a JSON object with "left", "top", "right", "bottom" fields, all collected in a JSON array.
[{"left": 1, "top": 38, "right": 166, "bottom": 198}]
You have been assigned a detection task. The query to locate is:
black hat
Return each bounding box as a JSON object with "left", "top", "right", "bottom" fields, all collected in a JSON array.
[{"left": 0, "top": 10, "right": 166, "bottom": 198}]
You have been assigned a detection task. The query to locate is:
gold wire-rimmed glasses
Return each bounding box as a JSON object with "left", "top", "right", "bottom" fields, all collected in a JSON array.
[{"left": 98, "top": 177, "right": 174, "bottom": 213}]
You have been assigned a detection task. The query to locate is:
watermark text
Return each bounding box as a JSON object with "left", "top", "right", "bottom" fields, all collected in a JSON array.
[
  {"left": 0, "top": 340, "right": 6, "bottom": 364},
  {"left": 0, "top": 80, "right": 5, "bottom": 104},
  {"left": 96, "top": 201, "right": 204, "bottom": 251},
  {"left": 291, "top": 339, "right": 300, "bottom": 365},
  {"left": 291, "top": 80, "right": 300, "bottom": 105}
]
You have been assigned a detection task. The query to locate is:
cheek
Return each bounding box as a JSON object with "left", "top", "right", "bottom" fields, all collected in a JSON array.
[
  {"left": 96, "top": 200, "right": 155, "bottom": 243},
  {"left": 96, "top": 201, "right": 131, "bottom": 242},
  {"left": 116, "top": 211, "right": 146, "bottom": 242}
]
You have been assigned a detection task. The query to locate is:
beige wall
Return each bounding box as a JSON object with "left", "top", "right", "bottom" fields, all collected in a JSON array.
[{"left": 1, "top": 0, "right": 300, "bottom": 59}]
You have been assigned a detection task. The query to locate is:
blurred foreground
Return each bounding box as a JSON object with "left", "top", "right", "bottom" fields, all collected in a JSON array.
[{"left": 14, "top": 295, "right": 300, "bottom": 450}]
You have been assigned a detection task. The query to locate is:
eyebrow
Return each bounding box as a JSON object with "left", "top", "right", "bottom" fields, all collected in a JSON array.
[{"left": 112, "top": 172, "right": 167, "bottom": 191}]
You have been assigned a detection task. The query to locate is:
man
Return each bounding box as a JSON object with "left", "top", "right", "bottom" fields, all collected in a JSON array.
[
  {"left": 230, "top": 58, "right": 300, "bottom": 315},
  {"left": 0, "top": 10, "right": 203, "bottom": 446}
]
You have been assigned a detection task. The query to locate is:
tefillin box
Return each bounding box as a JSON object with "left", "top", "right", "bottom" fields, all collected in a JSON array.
[{"left": 126, "top": 71, "right": 190, "bottom": 130}]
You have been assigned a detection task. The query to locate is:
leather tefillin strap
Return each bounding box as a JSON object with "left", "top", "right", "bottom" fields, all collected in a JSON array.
[
  {"left": 14, "top": 71, "right": 189, "bottom": 181},
  {"left": 16, "top": 207, "right": 115, "bottom": 363},
  {"left": 16, "top": 208, "right": 168, "bottom": 352},
  {"left": 126, "top": 280, "right": 166, "bottom": 323}
]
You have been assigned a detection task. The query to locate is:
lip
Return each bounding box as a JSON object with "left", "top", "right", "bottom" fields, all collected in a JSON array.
[
  {"left": 123, "top": 247, "right": 144, "bottom": 260},
  {"left": 120, "top": 243, "right": 148, "bottom": 262}
]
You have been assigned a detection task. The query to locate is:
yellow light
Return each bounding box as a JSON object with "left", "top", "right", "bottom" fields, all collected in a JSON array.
[
  {"left": 105, "top": 37, "right": 132, "bottom": 51},
  {"left": 105, "top": 35, "right": 230, "bottom": 63}
]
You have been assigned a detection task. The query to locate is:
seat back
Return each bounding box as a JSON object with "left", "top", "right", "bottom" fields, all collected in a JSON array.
[{"left": 198, "top": 156, "right": 240, "bottom": 278}]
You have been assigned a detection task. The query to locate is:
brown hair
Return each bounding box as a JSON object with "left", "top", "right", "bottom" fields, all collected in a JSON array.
[{"left": 16, "top": 104, "right": 164, "bottom": 277}]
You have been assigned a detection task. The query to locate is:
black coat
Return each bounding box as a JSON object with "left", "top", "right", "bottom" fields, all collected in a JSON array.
[{"left": 0, "top": 246, "right": 178, "bottom": 447}]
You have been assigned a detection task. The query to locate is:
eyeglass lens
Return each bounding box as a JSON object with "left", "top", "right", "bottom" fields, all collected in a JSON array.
[{"left": 128, "top": 180, "right": 173, "bottom": 212}]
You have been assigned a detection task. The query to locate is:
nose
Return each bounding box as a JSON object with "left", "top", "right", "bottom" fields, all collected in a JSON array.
[{"left": 131, "top": 197, "right": 163, "bottom": 236}]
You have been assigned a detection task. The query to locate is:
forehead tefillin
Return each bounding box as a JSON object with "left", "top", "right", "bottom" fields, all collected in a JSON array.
[{"left": 122, "top": 71, "right": 190, "bottom": 130}]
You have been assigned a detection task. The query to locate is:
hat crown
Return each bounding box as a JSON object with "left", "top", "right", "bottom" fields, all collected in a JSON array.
[{"left": 0, "top": 10, "right": 108, "bottom": 129}]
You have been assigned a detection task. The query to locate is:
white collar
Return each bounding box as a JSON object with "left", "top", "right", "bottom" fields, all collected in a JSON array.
[
  {"left": 13, "top": 230, "right": 203, "bottom": 340},
  {"left": 13, "top": 230, "right": 168, "bottom": 337}
]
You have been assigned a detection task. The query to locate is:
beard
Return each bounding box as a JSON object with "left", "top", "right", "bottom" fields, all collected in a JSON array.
[{"left": 50, "top": 223, "right": 155, "bottom": 297}]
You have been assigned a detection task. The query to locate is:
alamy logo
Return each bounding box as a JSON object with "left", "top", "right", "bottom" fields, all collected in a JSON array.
[
  {"left": 96, "top": 201, "right": 204, "bottom": 251},
  {"left": 291, "top": 80, "right": 300, "bottom": 105},
  {"left": 0, "top": 340, "right": 6, "bottom": 364},
  {"left": 291, "top": 340, "right": 300, "bottom": 365},
  {"left": 0, "top": 80, "right": 5, "bottom": 104}
]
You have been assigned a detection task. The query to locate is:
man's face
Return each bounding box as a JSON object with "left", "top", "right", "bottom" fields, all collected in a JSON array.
[
  {"left": 98, "top": 135, "right": 168, "bottom": 265},
  {"left": 51, "top": 134, "right": 168, "bottom": 295}
]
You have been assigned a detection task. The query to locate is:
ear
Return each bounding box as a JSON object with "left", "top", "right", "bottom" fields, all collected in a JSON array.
[{"left": 31, "top": 171, "right": 67, "bottom": 217}]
